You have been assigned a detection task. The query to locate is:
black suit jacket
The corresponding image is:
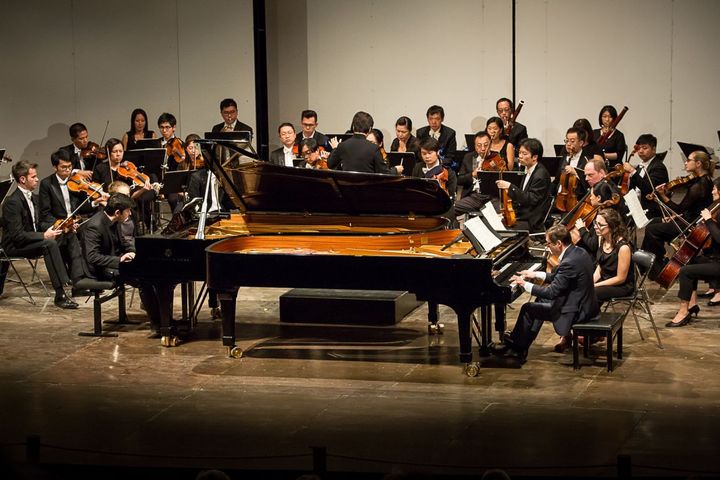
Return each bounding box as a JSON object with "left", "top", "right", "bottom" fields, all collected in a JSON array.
[
  {"left": 628, "top": 154, "right": 669, "bottom": 219},
  {"left": 530, "top": 244, "right": 599, "bottom": 335},
  {"left": 269, "top": 147, "right": 293, "bottom": 166},
  {"left": 415, "top": 125, "right": 457, "bottom": 155},
  {"left": 59, "top": 144, "right": 88, "bottom": 171},
  {"left": 457, "top": 152, "right": 481, "bottom": 198},
  {"left": 187, "top": 169, "right": 235, "bottom": 212},
  {"left": 294, "top": 131, "right": 329, "bottom": 149},
  {"left": 327, "top": 134, "right": 389, "bottom": 173},
  {"left": 78, "top": 211, "right": 134, "bottom": 280},
  {"left": 411, "top": 163, "right": 458, "bottom": 201},
  {"left": 389, "top": 135, "right": 420, "bottom": 157},
  {"left": 212, "top": 120, "right": 253, "bottom": 134},
  {"left": 1, "top": 188, "right": 43, "bottom": 250},
  {"left": 38, "top": 174, "right": 96, "bottom": 230},
  {"left": 507, "top": 122, "right": 528, "bottom": 147},
  {"left": 506, "top": 162, "right": 551, "bottom": 232}
]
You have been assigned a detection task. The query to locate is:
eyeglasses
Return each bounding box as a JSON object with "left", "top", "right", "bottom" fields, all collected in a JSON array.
[
  {"left": 594, "top": 221, "right": 609, "bottom": 229},
  {"left": 221, "top": 109, "right": 237, "bottom": 116},
  {"left": 564, "top": 138, "right": 580, "bottom": 144},
  {"left": 57, "top": 164, "right": 72, "bottom": 171},
  {"left": 158, "top": 125, "right": 173, "bottom": 130},
  {"left": 301, "top": 123, "right": 316, "bottom": 128}
]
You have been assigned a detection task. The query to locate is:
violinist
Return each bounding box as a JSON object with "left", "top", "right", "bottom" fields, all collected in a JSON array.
[
  {"left": 455, "top": 131, "right": 493, "bottom": 217},
  {"left": 667, "top": 178, "right": 720, "bottom": 327},
  {"left": 485, "top": 117, "right": 515, "bottom": 170},
  {"left": 621, "top": 134, "right": 669, "bottom": 219},
  {"left": 157, "top": 113, "right": 184, "bottom": 212},
  {"left": 122, "top": 108, "right": 157, "bottom": 151},
  {"left": 496, "top": 97, "right": 528, "bottom": 148},
  {"left": 298, "top": 138, "right": 329, "bottom": 170},
  {"left": 412, "top": 137, "right": 457, "bottom": 223},
  {"left": 269, "top": 123, "right": 298, "bottom": 167},
  {"left": 212, "top": 98, "right": 254, "bottom": 135},
  {"left": 184, "top": 134, "right": 205, "bottom": 170},
  {"left": 571, "top": 158, "right": 623, "bottom": 247},
  {"left": 389, "top": 116, "right": 420, "bottom": 158},
  {"left": 58, "top": 122, "right": 95, "bottom": 177},
  {"left": 495, "top": 138, "right": 551, "bottom": 233},
  {"left": 642, "top": 150, "right": 715, "bottom": 280},
  {"left": 593, "top": 105, "right": 627, "bottom": 168}
]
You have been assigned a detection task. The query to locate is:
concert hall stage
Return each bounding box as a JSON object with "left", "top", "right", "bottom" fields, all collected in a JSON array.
[{"left": 1, "top": 260, "right": 718, "bottom": 479}]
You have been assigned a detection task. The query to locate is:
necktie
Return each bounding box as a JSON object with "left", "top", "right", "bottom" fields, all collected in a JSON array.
[{"left": 222, "top": 124, "right": 233, "bottom": 132}]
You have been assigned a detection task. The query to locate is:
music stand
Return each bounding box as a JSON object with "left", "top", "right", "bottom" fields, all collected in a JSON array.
[
  {"left": 204, "top": 130, "right": 253, "bottom": 143},
  {"left": 123, "top": 148, "right": 166, "bottom": 180},
  {"left": 464, "top": 134, "right": 477, "bottom": 150},
  {"left": 0, "top": 179, "right": 13, "bottom": 206},
  {"left": 160, "top": 169, "right": 195, "bottom": 196},
  {"left": 135, "top": 138, "right": 162, "bottom": 149},
  {"left": 539, "top": 156, "right": 562, "bottom": 179},
  {"left": 0, "top": 149, "right": 6, "bottom": 162},
  {"left": 478, "top": 171, "right": 525, "bottom": 198},
  {"left": 554, "top": 144, "right": 565, "bottom": 156},
  {"left": 387, "top": 151, "right": 416, "bottom": 176},
  {"left": 677, "top": 141, "right": 712, "bottom": 158}
]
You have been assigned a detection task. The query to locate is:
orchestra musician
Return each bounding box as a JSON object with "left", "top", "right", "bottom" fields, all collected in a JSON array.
[
  {"left": 573, "top": 118, "right": 605, "bottom": 164},
  {"left": 293, "top": 110, "right": 329, "bottom": 150},
  {"left": 485, "top": 116, "right": 515, "bottom": 171},
  {"left": 496, "top": 97, "right": 528, "bottom": 147},
  {"left": 554, "top": 127, "right": 591, "bottom": 203},
  {"left": 621, "top": 134, "right": 669, "bottom": 219},
  {"left": 415, "top": 105, "right": 457, "bottom": 158},
  {"left": 667, "top": 178, "right": 720, "bottom": 327},
  {"left": 570, "top": 158, "right": 623, "bottom": 247},
  {"left": 157, "top": 113, "right": 184, "bottom": 212},
  {"left": 298, "top": 138, "right": 328, "bottom": 170},
  {"left": 211, "top": 98, "right": 253, "bottom": 134},
  {"left": 184, "top": 134, "right": 205, "bottom": 170},
  {"left": 186, "top": 162, "right": 234, "bottom": 213},
  {"left": 327, "top": 111, "right": 389, "bottom": 173},
  {"left": 413, "top": 137, "right": 457, "bottom": 224},
  {"left": 389, "top": 116, "right": 420, "bottom": 158},
  {"left": 593, "top": 105, "right": 627, "bottom": 168},
  {"left": 58, "top": 122, "right": 96, "bottom": 177},
  {"left": 499, "top": 224, "right": 599, "bottom": 363},
  {"left": 495, "top": 138, "right": 551, "bottom": 233},
  {"left": 122, "top": 108, "right": 157, "bottom": 151},
  {"left": 1, "top": 161, "right": 80, "bottom": 309},
  {"left": 367, "top": 129, "right": 403, "bottom": 175},
  {"left": 269, "top": 123, "right": 298, "bottom": 167},
  {"left": 454, "top": 131, "right": 493, "bottom": 217},
  {"left": 643, "top": 150, "right": 715, "bottom": 280}
]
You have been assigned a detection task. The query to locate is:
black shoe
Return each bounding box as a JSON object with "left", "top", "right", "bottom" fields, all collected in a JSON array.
[
  {"left": 698, "top": 290, "right": 716, "bottom": 298},
  {"left": 554, "top": 335, "right": 572, "bottom": 353},
  {"left": 505, "top": 348, "right": 528, "bottom": 363},
  {"left": 54, "top": 295, "right": 79, "bottom": 309},
  {"left": 71, "top": 288, "right": 93, "bottom": 297},
  {"left": 688, "top": 305, "right": 700, "bottom": 316},
  {"left": 707, "top": 300, "right": 720, "bottom": 307},
  {"left": 665, "top": 313, "right": 692, "bottom": 328}
]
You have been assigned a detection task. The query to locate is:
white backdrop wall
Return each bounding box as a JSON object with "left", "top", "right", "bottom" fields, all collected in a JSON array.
[
  {"left": 305, "top": 0, "right": 720, "bottom": 178},
  {"left": 0, "top": 0, "right": 254, "bottom": 180}
]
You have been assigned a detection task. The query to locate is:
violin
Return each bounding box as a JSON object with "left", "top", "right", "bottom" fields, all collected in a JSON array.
[
  {"left": 654, "top": 174, "right": 695, "bottom": 196},
  {"left": 66, "top": 173, "right": 107, "bottom": 201},
  {"left": 52, "top": 216, "right": 80, "bottom": 234},
  {"left": 166, "top": 138, "right": 186, "bottom": 166},
  {"left": 433, "top": 167, "right": 449, "bottom": 194},
  {"left": 481, "top": 152, "right": 506, "bottom": 172},
  {"left": 503, "top": 100, "right": 524, "bottom": 136},
  {"left": 80, "top": 141, "right": 108, "bottom": 160},
  {"left": 560, "top": 164, "right": 624, "bottom": 229},
  {"left": 306, "top": 150, "right": 329, "bottom": 170},
  {"left": 116, "top": 161, "right": 151, "bottom": 189}
]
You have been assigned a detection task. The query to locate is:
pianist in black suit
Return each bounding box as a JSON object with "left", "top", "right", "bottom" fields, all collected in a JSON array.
[
  {"left": 503, "top": 224, "right": 600, "bottom": 362},
  {"left": 327, "top": 111, "right": 389, "bottom": 174},
  {"left": 1, "top": 161, "right": 78, "bottom": 308},
  {"left": 211, "top": 98, "right": 253, "bottom": 134},
  {"left": 495, "top": 138, "right": 551, "bottom": 233},
  {"left": 415, "top": 105, "right": 457, "bottom": 157}
]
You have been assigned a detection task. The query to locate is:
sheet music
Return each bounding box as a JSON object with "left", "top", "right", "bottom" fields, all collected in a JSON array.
[
  {"left": 465, "top": 216, "right": 502, "bottom": 251},
  {"left": 624, "top": 189, "right": 651, "bottom": 229},
  {"left": 481, "top": 202, "right": 507, "bottom": 231}
]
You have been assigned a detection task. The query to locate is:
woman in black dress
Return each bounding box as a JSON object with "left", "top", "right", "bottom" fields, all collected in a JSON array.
[
  {"left": 592, "top": 208, "right": 634, "bottom": 303},
  {"left": 122, "top": 108, "right": 157, "bottom": 151},
  {"left": 485, "top": 116, "right": 515, "bottom": 170},
  {"left": 593, "top": 105, "right": 627, "bottom": 168}
]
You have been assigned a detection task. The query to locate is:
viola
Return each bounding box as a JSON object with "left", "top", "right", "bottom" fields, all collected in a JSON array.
[
  {"left": 166, "top": 138, "right": 186, "bottom": 166},
  {"left": 66, "top": 173, "right": 107, "bottom": 201},
  {"left": 555, "top": 167, "right": 579, "bottom": 213},
  {"left": 80, "top": 141, "right": 108, "bottom": 161},
  {"left": 560, "top": 165, "right": 624, "bottom": 229},
  {"left": 116, "top": 161, "right": 151, "bottom": 189},
  {"left": 499, "top": 170, "right": 516, "bottom": 227},
  {"left": 481, "top": 152, "right": 506, "bottom": 172}
]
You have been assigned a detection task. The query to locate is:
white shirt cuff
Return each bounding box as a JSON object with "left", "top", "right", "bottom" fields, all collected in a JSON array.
[
  {"left": 535, "top": 272, "right": 547, "bottom": 281},
  {"left": 523, "top": 282, "right": 534, "bottom": 294}
]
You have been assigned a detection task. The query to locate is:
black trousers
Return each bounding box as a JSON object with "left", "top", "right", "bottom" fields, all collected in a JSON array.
[
  {"left": 641, "top": 218, "right": 683, "bottom": 265},
  {"left": 4, "top": 239, "right": 70, "bottom": 292},
  {"left": 57, "top": 233, "right": 84, "bottom": 284},
  {"left": 677, "top": 256, "right": 720, "bottom": 301},
  {"left": 455, "top": 192, "right": 489, "bottom": 215},
  {"left": 509, "top": 301, "right": 553, "bottom": 350}
]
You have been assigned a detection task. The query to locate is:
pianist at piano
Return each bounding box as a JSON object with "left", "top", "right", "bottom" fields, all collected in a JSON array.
[{"left": 501, "top": 224, "right": 599, "bottom": 362}]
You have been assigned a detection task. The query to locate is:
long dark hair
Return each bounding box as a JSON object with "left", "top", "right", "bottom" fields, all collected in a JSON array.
[
  {"left": 597, "top": 208, "right": 627, "bottom": 249},
  {"left": 128, "top": 108, "right": 150, "bottom": 135}
]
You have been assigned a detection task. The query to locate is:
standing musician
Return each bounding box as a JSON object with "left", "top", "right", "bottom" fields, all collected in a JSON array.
[
  {"left": 415, "top": 105, "right": 457, "bottom": 158},
  {"left": 667, "top": 178, "right": 720, "bottom": 327},
  {"left": 499, "top": 224, "right": 599, "bottom": 363},
  {"left": 269, "top": 123, "right": 298, "bottom": 167},
  {"left": 643, "top": 150, "right": 715, "bottom": 279},
  {"left": 327, "top": 111, "right": 389, "bottom": 173},
  {"left": 454, "top": 131, "right": 493, "bottom": 217},
  {"left": 293, "top": 110, "right": 328, "bottom": 150},
  {"left": 122, "top": 108, "right": 157, "bottom": 151},
  {"left": 485, "top": 117, "right": 515, "bottom": 171},
  {"left": 495, "top": 138, "right": 551, "bottom": 233},
  {"left": 496, "top": 97, "right": 528, "bottom": 148},
  {"left": 621, "top": 134, "right": 669, "bottom": 219},
  {"left": 58, "top": 122, "right": 96, "bottom": 178},
  {"left": 1, "top": 161, "right": 80, "bottom": 309},
  {"left": 212, "top": 98, "right": 253, "bottom": 134},
  {"left": 389, "top": 116, "right": 420, "bottom": 157},
  {"left": 593, "top": 105, "right": 627, "bottom": 168}
]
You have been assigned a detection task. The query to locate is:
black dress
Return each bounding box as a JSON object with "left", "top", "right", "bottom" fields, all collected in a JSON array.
[
  {"left": 595, "top": 239, "right": 634, "bottom": 302},
  {"left": 593, "top": 128, "right": 627, "bottom": 168},
  {"left": 126, "top": 131, "right": 156, "bottom": 151}
]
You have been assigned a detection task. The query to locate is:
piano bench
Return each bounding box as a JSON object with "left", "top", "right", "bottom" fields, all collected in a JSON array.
[
  {"left": 75, "top": 279, "right": 128, "bottom": 338},
  {"left": 571, "top": 312, "right": 624, "bottom": 372}
]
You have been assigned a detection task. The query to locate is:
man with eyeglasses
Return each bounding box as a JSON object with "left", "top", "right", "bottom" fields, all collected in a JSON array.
[
  {"left": 554, "top": 127, "right": 591, "bottom": 202},
  {"left": 211, "top": 98, "right": 253, "bottom": 135},
  {"left": 294, "top": 110, "right": 329, "bottom": 151},
  {"left": 496, "top": 97, "right": 528, "bottom": 148},
  {"left": 621, "top": 134, "right": 669, "bottom": 219}
]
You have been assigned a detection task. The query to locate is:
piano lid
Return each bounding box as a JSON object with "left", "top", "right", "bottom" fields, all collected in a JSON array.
[{"left": 202, "top": 153, "right": 453, "bottom": 216}]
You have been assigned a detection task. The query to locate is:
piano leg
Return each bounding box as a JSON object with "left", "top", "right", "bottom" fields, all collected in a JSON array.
[
  {"left": 494, "top": 303, "right": 507, "bottom": 343},
  {"left": 217, "top": 288, "right": 242, "bottom": 358},
  {"left": 157, "top": 283, "right": 179, "bottom": 347},
  {"left": 455, "top": 305, "right": 481, "bottom": 376},
  {"left": 427, "top": 301, "right": 444, "bottom": 334},
  {"left": 478, "top": 305, "right": 493, "bottom": 357}
]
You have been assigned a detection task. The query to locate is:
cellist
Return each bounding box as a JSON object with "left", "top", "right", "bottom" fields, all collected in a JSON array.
[
  {"left": 643, "top": 150, "right": 714, "bottom": 280},
  {"left": 667, "top": 177, "right": 720, "bottom": 327},
  {"left": 495, "top": 138, "right": 551, "bottom": 233}
]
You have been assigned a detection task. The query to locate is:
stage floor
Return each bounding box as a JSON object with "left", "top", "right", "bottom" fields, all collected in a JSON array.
[{"left": 1, "top": 260, "right": 719, "bottom": 478}]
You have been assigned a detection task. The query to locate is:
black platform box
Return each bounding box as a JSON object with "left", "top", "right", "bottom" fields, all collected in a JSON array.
[{"left": 279, "top": 289, "right": 423, "bottom": 325}]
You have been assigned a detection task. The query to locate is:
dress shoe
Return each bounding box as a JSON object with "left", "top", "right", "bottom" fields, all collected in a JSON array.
[
  {"left": 707, "top": 300, "right": 720, "bottom": 307},
  {"left": 698, "top": 290, "right": 716, "bottom": 298},
  {"left": 688, "top": 305, "right": 700, "bottom": 316},
  {"left": 553, "top": 335, "right": 572, "bottom": 353},
  {"left": 54, "top": 295, "right": 79, "bottom": 309},
  {"left": 665, "top": 312, "right": 692, "bottom": 328},
  {"left": 504, "top": 348, "right": 528, "bottom": 363},
  {"left": 71, "top": 288, "right": 93, "bottom": 297}
]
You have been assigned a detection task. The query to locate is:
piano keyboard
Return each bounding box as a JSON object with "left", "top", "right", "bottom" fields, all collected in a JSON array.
[{"left": 495, "top": 261, "right": 543, "bottom": 287}]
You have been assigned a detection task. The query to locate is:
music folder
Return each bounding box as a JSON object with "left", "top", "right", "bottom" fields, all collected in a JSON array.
[
  {"left": 0, "top": 149, "right": 6, "bottom": 162},
  {"left": 478, "top": 170, "right": 525, "bottom": 198},
  {"left": 554, "top": 144, "right": 566, "bottom": 157},
  {"left": 386, "top": 151, "right": 416, "bottom": 175},
  {"left": 464, "top": 134, "right": 476, "bottom": 150},
  {"left": 123, "top": 148, "right": 166, "bottom": 180},
  {"left": 160, "top": 169, "right": 196, "bottom": 195},
  {"left": 134, "top": 138, "right": 162, "bottom": 149}
]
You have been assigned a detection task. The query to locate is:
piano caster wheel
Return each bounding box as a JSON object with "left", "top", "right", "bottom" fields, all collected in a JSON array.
[
  {"left": 229, "top": 346, "right": 243, "bottom": 359},
  {"left": 161, "top": 335, "right": 179, "bottom": 347},
  {"left": 428, "top": 323, "right": 445, "bottom": 335},
  {"left": 211, "top": 307, "right": 222, "bottom": 319},
  {"left": 464, "top": 362, "right": 480, "bottom": 377}
]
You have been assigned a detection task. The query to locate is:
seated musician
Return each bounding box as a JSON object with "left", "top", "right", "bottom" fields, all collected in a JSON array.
[
  {"left": 184, "top": 134, "right": 205, "bottom": 170},
  {"left": 389, "top": 116, "right": 420, "bottom": 157},
  {"left": 485, "top": 117, "right": 515, "bottom": 170},
  {"left": 1, "top": 161, "right": 79, "bottom": 309},
  {"left": 293, "top": 109, "right": 328, "bottom": 150},
  {"left": 495, "top": 138, "right": 551, "bottom": 233},
  {"left": 573, "top": 118, "right": 605, "bottom": 164},
  {"left": 327, "top": 111, "right": 389, "bottom": 173},
  {"left": 621, "top": 134, "right": 669, "bottom": 219},
  {"left": 554, "top": 127, "right": 591, "bottom": 203},
  {"left": 593, "top": 105, "right": 627, "bottom": 168},
  {"left": 667, "top": 178, "right": 720, "bottom": 327},
  {"left": 413, "top": 137, "right": 457, "bottom": 197},
  {"left": 58, "top": 122, "right": 96, "bottom": 178},
  {"left": 187, "top": 163, "right": 234, "bottom": 213},
  {"left": 269, "top": 123, "right": 298, "bottom": 167},
  {"left": 642, "top": 150, "right": 714, "bottom": 279},
  {"left": 499, "top": 224, "right": 599, "bottom": 362},
  {"left": 38, "top": 149, "right": 99, "bottom": 295},
  {"left": 570, "top": 158, "right": 623, "bottom": 247},
  {"left": 298, "top": 138, "right": 332, "bottom": 170},
  {"left": 415, "top": 105, "right": 457, "bottom": 158},
  {"left": 454, "top": 131, "right": 493, "bottom": 217},
  {"left": 496, "top": 97, "right": 528, "bottom": 148},
  {"left": 77, "top": 193, "right": 165, "bottom": 335},
  {"left": 212, "top": 98, "right": 253, "bottom": 134},
  {"left": 93, "top": 138, "right": 156, "bottom": 234},
  {"left": 122, "top": 108, "right": 157, "bottom": 151},
  {"left": 367, "top": 129, "right": 403, "bottom": 175}
]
